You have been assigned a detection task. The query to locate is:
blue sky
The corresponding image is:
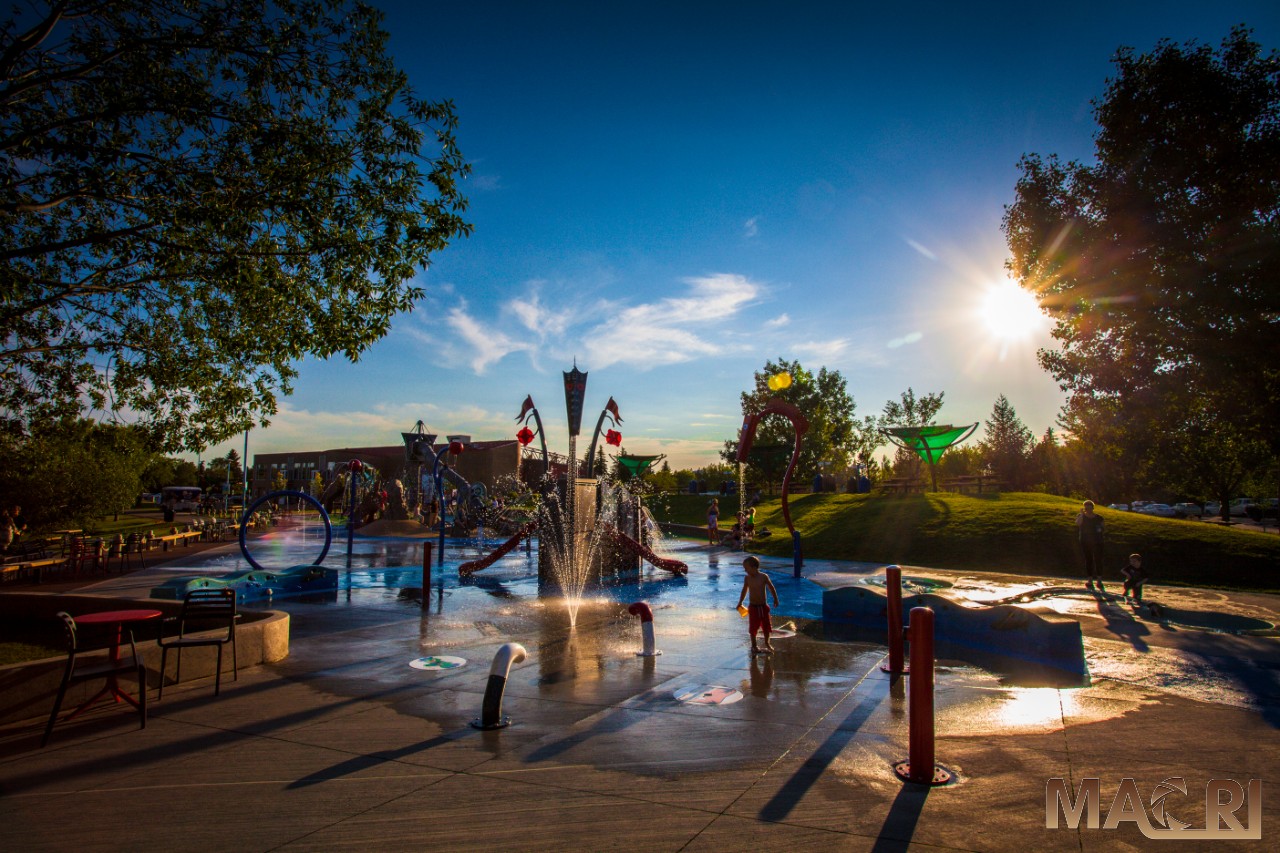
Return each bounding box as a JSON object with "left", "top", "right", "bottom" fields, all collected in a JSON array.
[{"left": 204, "top": 1, "right": 1279, "bottom": 471}]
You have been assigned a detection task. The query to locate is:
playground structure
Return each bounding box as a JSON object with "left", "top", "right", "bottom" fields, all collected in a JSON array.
[
  {"left": 458, "top": 372, "right": 687, "bottom": 616},
  {"left": 736, "top": 397, "right": 809, "bottom": 577},
  {"left": 882, "top": 423, "right": 978, "bottom": 493}
]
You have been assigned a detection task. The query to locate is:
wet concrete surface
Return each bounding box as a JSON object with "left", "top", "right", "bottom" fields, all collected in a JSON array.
[{"left": 1, "top": 538, "right": 1276, "bottom": 850}]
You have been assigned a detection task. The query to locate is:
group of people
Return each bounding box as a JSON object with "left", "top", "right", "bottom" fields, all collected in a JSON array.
[
  {"left": 706, "top": 498, "right": 755, "bottom": 548},
  {"left": 1076, "top": 499, "right": 1148, "bottom": 603}
]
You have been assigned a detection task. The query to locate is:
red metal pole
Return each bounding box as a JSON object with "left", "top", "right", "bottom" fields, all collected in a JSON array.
[
  {"left": 894, "top": 606, "right": 952, "bottom": 785},
  {"left": 881, "top": 565, "right": 908, "bottom": 674}
]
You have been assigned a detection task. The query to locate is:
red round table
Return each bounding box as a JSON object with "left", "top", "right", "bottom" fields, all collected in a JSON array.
[{"left": 68, "top": 609, "right": 162, "bottom": 717}]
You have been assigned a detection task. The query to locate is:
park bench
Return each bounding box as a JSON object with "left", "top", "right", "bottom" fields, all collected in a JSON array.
[{"left": 158, "top": 530, "right": 204, "bottom": 550}]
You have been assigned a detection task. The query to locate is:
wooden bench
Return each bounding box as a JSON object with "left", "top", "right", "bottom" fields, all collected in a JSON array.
[
  {"left": 157, "top": 531, "right": 202, "bottom": 550},
  {"left": 0, "top": 555, "right": 69, "bottom": 584}
]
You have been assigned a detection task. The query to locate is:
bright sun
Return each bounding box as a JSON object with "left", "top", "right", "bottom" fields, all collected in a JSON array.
[{"left": 979, "top": 280, "right": 1045, "bottom": 341}]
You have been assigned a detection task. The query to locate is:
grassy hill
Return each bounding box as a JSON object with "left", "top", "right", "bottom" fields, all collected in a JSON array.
[{"left": 649, "top": 492, "right": 1280, "bottom": 592}]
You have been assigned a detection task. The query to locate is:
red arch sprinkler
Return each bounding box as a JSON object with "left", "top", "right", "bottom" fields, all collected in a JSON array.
[{"left": 736, "top": 397, "right": 809, "bottom": 577}]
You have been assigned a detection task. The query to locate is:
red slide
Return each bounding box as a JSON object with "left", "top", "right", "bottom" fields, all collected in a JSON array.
[
  {"left": 605, "top": 525, "right": 688, "bottom": 574},
  {"left": 459, "top": 522, "right": 537, "bottom": 576}
]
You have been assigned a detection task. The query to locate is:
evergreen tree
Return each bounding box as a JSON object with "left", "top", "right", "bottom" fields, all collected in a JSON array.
[{"left": 978, "top": 395, "right": 1033, "bottom": 489}]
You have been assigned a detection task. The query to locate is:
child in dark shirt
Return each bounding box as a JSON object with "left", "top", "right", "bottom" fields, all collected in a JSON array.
[{"left": 1121, "top": 553, "right": 1146, "bottom": 602}]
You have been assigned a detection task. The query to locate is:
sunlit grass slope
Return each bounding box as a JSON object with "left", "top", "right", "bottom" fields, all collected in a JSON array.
[{"left": 650, "top": 492, "right": 1280, "bottom": 592}]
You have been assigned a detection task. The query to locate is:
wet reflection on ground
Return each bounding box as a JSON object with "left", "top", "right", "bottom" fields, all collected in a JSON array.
[{"left": 140, "top": 535, "right": 1280, "bottom": 734}]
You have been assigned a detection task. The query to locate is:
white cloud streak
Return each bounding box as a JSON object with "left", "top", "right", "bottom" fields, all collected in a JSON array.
[
  {"left": 887, "top": 331, "right": 923, "bottom": 349},
  {"left": 446, "top": 308, "right": 531, "bottom": 373},
  {"left": 583, "top": 273, "right": 761, "bottom": 369}
]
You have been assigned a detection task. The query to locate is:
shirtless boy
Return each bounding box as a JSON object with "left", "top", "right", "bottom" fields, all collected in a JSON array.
[{"left": 736, "top": 556, "right": 780, "bottom": 655}]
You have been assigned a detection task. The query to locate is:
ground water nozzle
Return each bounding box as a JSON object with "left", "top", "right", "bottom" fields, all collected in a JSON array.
[
  {"left": 628, "top": 601, "right": 661, "bottom": 657},
  {"left": 471, "top": 642, "right": 527, "bottom": 730}
]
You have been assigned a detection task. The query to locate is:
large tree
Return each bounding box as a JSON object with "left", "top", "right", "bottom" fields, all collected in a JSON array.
[
  {"left": 977, "top": 394, "right": 1033, "bottom": 490},
  {"left": 1, "top": 0, "right": 470, "bottom": 450},
  {"left": 0, "top": 420, "right": 154, "bottom": 528},
  {"left": 722, "top": 358, "right": 862, "bottom": 482},
  {"left": 1004, "top": 27, "right": 1279, "bottom": 513}
]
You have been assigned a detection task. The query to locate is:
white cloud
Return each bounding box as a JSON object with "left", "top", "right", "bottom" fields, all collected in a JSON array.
[
  {"left": 582, "top": 273, "right": 761, "bottom": 369},
  {"left": 887, "top": 331, "right": 923, "bottom": 349},
  {"left": 446, "top": 307, "right": 531, "bottom": 373},
  {"left": 743, "top": 216, "right": 759, "bottom": 238},
  {"left": 506, "top": 289, "right": 571, "bottom": 338},
  {"left": 792, "top": 338, "right": 851, "bottom": 362},
  {"left": 764, "top": 313, "right": 790, "bottom": 329}
]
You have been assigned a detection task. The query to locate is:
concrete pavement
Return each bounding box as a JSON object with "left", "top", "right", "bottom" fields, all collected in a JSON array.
[{"left": 1, "top": 553, "right": 1277, "bottom": 851}]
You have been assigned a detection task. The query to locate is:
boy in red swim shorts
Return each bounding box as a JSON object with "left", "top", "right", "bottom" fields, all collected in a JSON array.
[{"left": 736, "top": 555, "right": 780, "bottom": 655}]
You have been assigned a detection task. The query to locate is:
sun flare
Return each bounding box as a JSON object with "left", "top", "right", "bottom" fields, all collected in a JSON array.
[{"left": 979, "top": 280, "right": 1045, "bottom": 342}]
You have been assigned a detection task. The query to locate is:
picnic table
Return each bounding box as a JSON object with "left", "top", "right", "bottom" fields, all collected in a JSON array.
[
  {"left": 941, "top": 474, "right": 1005, "bottom": 494},
  {"left": 878, "top": 477, "right": 925, "bottom": 495}
]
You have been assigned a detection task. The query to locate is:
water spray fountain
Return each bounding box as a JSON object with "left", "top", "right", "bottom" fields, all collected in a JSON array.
[{"left": 462, "top": 366, "right": 687, "bottom": 628}]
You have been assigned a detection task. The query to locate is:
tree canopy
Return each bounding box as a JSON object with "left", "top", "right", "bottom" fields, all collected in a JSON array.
[
  {"left": 1, "top": 0, "right": 470, "bottom": 451},
  {"left": 0, "top": 420, "right": 153, "bottom": 528},
  {"left": 722, "top": 358, "right": 861, "bottom": 481},
  {"left": 1004, "top": 26, "right": 1279, "bottom": 510}
]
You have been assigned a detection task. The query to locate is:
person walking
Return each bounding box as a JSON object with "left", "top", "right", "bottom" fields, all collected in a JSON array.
[
  {"left": 1076, "top": 500, "right": 1106, "bottom": 588},
  {"left": 707, "top": 498, "right": 719, "bottom": 545}
]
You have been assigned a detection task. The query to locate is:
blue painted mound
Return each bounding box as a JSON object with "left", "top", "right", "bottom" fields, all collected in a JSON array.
[
  {"left": 150, "top": 564, "right": 339, "bottom": 602},
  {"left": 823, "top": 585, "right": 1087, "bottom": 685}
]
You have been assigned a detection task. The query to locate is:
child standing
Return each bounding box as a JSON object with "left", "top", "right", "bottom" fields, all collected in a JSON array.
[
  {"left": 1121, "top": 553, "right": 1147, "bottom": 602},
  {"left": 707, "top": 498, "right": 719, "bottom": 545},
  {"left": 737, "top": 556, "right": 780, "bottom": 655}
]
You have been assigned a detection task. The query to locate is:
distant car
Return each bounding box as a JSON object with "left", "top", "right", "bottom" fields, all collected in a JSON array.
[
  {"left": 1229, "top": 498, "right": 1256, "bottom": 517},
  {"left": 1172, "top": 502, "right": 1202, "bottom": 518},
  {"left": 1129, "top": 500, "right": 1153, "bottom": 512},
  {"left": 1245, "top": 498, "right": 1278, "bottom": 522},
  {"left": 1137, "top": 503, "right": 1177, "bottom": 518},
  {"left": 1106, "top": 503, "right": 1130, "bottom": 511},
  {"left": 1204, "top": 501, "right": 1222, "bottom": 516}
]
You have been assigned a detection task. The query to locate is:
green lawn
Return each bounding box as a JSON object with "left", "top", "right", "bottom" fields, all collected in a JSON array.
[
  {"left": 649, "top": 491, "right": 1280, "bottom": 592},
  {"left": 0, "top": 641, "right": 59, "bottom": 666}
]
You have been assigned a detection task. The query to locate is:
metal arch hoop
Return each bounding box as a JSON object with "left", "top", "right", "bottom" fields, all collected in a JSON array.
[{"left": 239, "top": 490, "right": 334, "bottom": 573}]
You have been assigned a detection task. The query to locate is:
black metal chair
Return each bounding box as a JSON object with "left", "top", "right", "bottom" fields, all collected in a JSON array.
[
  {"left": 43, "top": 612, "right": 147, "bottom": 747},
  {"left": 115, "top": 532, "right": 147, "bottom": 573},
  {"left": 157, "top": 588, "right": 238, "bottom": 698}
]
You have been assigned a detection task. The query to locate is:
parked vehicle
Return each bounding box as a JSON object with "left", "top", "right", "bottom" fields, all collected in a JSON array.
[
  {"left": 1106, "top": 503, "right": 1129, "bottom": 511},
  {"left": 1229, "top": 498, "right": 1256, "bottom": 517},
  {"left": 1137, "top": 503, "right": 1177, "bottom": 518},
  {"left": 1204, "top": 501, "right": 1222, "bottom": 516},
  {"left": 1245, "top": 498, "right": 1278, "bottom": 523},
  {"left": 1171, "top": 502, "right": 1202, "bottom": 518}
]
